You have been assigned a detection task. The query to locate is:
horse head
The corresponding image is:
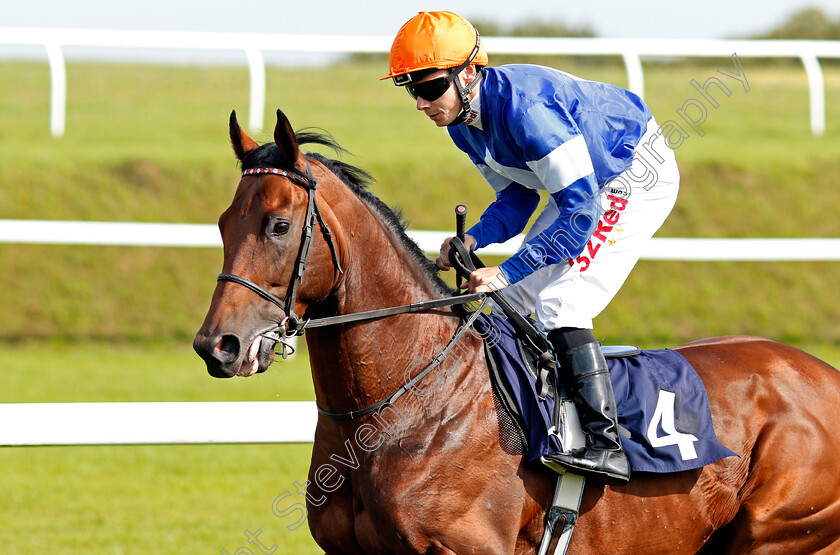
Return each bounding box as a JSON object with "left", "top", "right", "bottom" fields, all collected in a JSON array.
[{"left": 193, "top": 109, "right": 343, "bottom": 378}]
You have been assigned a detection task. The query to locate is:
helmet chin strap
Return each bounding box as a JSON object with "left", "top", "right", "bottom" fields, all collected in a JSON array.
[{"left": 447, "top": 66, "right": 484, "bottom": 127}]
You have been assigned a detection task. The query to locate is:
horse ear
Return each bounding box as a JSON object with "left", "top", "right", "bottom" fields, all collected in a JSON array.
[
  {"left": 229, "top": 110, "right": 259, "bottom": 163},
  {"left": 273, "top": 108, "right": 302, "bottom": 168}
]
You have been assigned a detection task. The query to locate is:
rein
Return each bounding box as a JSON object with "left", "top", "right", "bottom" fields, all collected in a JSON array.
[
  {"left": 217, "top": 271, "right": 485, "bottom": 331},
  {"left": 218, "top": 269, "right": 485, "bottom": 357},
  {"left": 217, "top": 160, "right": 490, "bottom": 416},
  {"left": 316, "top": 295, "right": 489, "bottom": 420}
]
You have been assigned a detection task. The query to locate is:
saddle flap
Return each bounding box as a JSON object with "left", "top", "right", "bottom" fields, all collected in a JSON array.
[{"left": 476, "top": 313, "right": 737, "bottom": 472}]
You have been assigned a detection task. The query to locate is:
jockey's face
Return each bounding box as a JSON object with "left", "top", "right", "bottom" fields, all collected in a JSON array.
[{"left": 413, "top": 66, "right": 478, "bottom": 127}]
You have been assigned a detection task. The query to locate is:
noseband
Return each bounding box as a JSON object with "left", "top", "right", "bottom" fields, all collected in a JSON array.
[{"left": 217, "top": 158, "right": 343, "bottom": 344}]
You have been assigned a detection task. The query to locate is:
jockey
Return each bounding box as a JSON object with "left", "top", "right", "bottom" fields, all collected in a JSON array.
[{"left": 383, "top": 11, "right": 679, "bottom": 486}]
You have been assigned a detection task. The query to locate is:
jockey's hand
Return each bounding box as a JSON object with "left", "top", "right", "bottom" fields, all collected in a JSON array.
[
  {"left": 462, "top": 266, "right": 510, "bottom": 294},
  {"left": 436, "top": 234, "right": 477, "bottom": 271}
]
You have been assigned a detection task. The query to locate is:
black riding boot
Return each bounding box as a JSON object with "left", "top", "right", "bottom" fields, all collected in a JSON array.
[{"left": 542, "top": 332, "right": 630, "bottom": 486}]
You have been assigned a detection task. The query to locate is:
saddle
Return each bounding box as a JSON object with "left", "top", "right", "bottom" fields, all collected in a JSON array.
[
  {"left": 448, "top": 237, "right": 735, "bottom": 554},
  {"left": 484, "top": 315, "right": 639, "bottom": 457},
  {"left": 448, "top": 237, "right": 736, "bottom": 473}
]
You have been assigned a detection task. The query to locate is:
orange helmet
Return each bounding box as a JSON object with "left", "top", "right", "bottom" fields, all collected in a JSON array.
[{"left": 382, "top": 11, "right": 488, "bottom": 83}]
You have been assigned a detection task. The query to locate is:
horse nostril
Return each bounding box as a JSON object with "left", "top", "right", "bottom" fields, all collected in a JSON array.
[
  {"left": 194, "top": 333, "right": 241, "bottom": 368},
  {"left": 215, "top": 334, "right": 241, "bottom": 363}
]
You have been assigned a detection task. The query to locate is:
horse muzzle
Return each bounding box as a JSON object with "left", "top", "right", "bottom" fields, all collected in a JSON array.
[{"left": 193, "top": 330, "right": 277, "bottom": 378}]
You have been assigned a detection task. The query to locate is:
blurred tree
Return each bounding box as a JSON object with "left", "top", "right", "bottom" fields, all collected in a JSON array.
[
  {"left": 352, "top": 17, "right": 596, "bottom": 65},
  {"left": 469, "top": 19, "right": 505, "bottom": 37},
  {"left": 511, "top": 20, "right": 596, "bottom": 38},
  {"left": 469, "top": 17, "right": 601, "bottom": 68},
  {"left": 754, "top": 6, "right": 840, "bottom": 39},
  {"left": 470, "top": 18, "right": 596, "bottom": 38}
]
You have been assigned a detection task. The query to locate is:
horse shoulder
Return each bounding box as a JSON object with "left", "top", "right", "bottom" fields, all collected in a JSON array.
[{"left": 309, "top": 338, "right": 546, "bottom": 553}]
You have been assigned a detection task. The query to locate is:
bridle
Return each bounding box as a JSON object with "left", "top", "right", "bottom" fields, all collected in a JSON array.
[
  {"left": 215, "top": 156, "right": 489, "bottom": 421},
  {"left": 218, "top": 158, "right": 342, "bottom": 342},
  {"left": 216, "top": 158, "right": 485, "bottom": 359}
]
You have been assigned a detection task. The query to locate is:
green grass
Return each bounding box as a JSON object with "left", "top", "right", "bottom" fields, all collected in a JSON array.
[
  {"left": 0, "top": 341, "right": 322, "bottom": 554},
  {"left": 0, "top": 444, "right": 318, "bottom": 554},
  {"left": 0, "top": 339, "right": 314, "bottom": 403},
  {"left": 2, "top": 58, "right": 840, "bottom": 344},
  {"left": 2, "top": 56, "right": 840, "bottom": 553},
  {"left": 2, "top": 338, "right": 839, "bottom": 555},
  {"left": 1, "top": 337, "right": 839, "bottom": 554}
]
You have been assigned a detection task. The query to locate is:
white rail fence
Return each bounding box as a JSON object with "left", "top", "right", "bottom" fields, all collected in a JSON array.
[
  {"left": 0, "top": 402, "right": 317, "bottom": 446},
  {"left": 2, "top": 29, "right": 839, "bottom": 448},
  {"left": 1, "top": 220, "right": 839, "bottom": 447},
  {"left": 1, "top": 28, "right": 839, "bottom": 137},
  {"left": 1, "top": 220, "right": 838, "bottom": 447},
  {"left": 2, "top": 220, "right": 840, "bottom": 261}
]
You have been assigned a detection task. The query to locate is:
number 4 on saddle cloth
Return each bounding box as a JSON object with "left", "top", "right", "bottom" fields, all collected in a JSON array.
[{"left": 473, "top": 313, "right": 738, "bottom": 473}]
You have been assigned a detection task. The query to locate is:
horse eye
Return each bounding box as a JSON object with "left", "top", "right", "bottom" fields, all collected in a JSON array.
[{"left": 269, "top": 220, "right": 291, "bottom": 237}]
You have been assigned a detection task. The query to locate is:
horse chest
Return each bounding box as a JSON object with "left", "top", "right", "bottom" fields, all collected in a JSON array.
[{"left": 308, "top": 414, "right": 523, "bottom": 554}]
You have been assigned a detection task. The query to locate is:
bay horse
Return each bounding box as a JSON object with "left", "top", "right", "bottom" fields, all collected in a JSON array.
[{"left": 194, "top": 108, "right": 840, "bottom": 554}]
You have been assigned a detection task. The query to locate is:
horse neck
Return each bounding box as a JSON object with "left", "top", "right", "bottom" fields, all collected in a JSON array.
[{"left": 305, "top": 184, "right": 470, "bottom": 416}]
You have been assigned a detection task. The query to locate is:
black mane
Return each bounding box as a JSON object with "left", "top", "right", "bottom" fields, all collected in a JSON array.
[{"left": 241, "top": 129, "right": 453, "bottom": 296}]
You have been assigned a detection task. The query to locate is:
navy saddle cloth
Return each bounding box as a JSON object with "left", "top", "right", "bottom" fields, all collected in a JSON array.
[{"left": 474, "top": 313, "right": 737, "bottom": 473}]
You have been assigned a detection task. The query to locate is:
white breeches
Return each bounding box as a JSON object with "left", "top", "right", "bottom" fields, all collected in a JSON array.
[{"left": 497, "top": 120, "right": 680, "bottom": 331}]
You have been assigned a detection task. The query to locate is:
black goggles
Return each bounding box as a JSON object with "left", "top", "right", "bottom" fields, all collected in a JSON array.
[{"left": 405, "top": 74, "right": 455, "bottom": 101}]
